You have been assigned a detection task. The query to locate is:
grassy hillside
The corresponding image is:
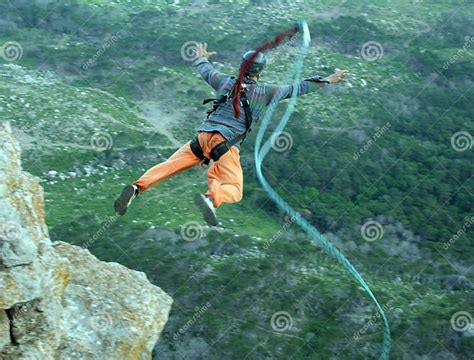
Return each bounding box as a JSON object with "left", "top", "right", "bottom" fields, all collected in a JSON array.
[{"left": 1, "top": 0, "right": 473, "bottom": 359}]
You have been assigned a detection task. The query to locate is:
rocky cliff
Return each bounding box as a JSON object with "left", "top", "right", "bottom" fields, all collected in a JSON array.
[{"left": 0, "top": 122, "right": 172, "bottom": 359}]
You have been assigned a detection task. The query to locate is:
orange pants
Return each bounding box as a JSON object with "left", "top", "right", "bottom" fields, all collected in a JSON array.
[{"left": 133, "top": 132, "right": 243, "bottom": 208}]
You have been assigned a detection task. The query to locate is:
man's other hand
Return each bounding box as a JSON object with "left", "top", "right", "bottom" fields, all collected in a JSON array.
[
  {"left": 326, "top": 70, "right": 349, "bottom": 84},
  {"left": 193, "top": 42, "right": 216, "bottom": 59}
]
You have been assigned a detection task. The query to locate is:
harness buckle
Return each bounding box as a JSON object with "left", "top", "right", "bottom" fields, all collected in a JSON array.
[{"left": 200, "top": 158, "right": 211, "bottom": 168}]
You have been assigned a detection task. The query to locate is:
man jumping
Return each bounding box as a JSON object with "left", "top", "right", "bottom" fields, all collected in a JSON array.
[{"left": 114, "top": 42, "right": 349, "bottom": 226}]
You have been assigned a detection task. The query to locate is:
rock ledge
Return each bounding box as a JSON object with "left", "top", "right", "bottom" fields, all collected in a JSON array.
[{"left": 0, "top": 122, "right": 172, "bottom": 359}]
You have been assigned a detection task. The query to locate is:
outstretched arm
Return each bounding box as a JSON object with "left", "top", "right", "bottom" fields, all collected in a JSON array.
[
  {"left": 266, "top": 70, "right": 349, "bottom": 103},
  {"left": 193, "top": 42, "right": 229, "bottom": 91}
]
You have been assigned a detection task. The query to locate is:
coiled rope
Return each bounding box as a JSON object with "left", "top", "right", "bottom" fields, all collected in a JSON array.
[{"left": 247, "top": 21, "right": 391, "bottom": 359}]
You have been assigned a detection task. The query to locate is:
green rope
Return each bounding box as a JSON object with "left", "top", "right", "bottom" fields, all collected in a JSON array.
[{"left": 254, "top": 20, "right": 391, "bottom": 359}]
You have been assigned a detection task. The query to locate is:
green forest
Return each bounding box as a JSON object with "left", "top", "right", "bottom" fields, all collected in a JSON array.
[{"left": 0, "top": 0, "right": 472, "bottom": 359}]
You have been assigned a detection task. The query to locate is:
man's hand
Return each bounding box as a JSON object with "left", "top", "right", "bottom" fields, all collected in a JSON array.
[
  {"left": 326, "top": 70, "right": 349, "bottom": 84},
  {"left": 193, "top": 42, "right": 216, "bottom": 59}
]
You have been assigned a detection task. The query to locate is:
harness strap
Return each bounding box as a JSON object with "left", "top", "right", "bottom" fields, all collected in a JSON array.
[
  {"left": 209, "top": 131, "right": 247, "bottom": 161},
  {"left": 204, "top": 93, "right": 229, "bottom": 118},
  {"left": 202, "top": 98, "right": 215, "bottom": 105},
  {"left": 238, "top": 90, "right": 253, "bottom": 144},
  {"left": 192, "top": 87, "right": 254, "bottom": 165},
  {"left": 190, "top": 136, "right": 211, "bottom": 165},
  {"left": 191, "top": 133, "right": 247, "bottom": 165}
]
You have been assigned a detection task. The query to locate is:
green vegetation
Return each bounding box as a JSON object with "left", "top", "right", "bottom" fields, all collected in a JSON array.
[{"left": 1, "top": 0, "right": 472, "bottom": 359}]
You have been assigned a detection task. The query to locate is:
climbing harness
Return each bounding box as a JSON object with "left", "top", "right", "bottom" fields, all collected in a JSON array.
[
  {"left": 248, "top": 21, "right": 392, "bottom": 359},
  {"left": 191, "top": 86, "right": 254, "bottom": 165}
]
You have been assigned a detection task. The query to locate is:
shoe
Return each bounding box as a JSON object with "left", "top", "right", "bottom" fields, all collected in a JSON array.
[
  {"left": 114, "top": 184, "right": 139, "bottom": 215},
  {"left": 194, "top": 193, "right": 218, "bottom": 226}
]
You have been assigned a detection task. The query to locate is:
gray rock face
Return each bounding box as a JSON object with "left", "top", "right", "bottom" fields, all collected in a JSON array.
[{"left": 0, "top": 122, "right": 172, "bottom": 358}]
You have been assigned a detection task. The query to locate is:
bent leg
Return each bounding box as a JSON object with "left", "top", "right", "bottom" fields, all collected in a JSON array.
[
  {"left": 205, "top": 146, "right": 243, "bottom": 208},
  {"left": 133, "top": 141, "right": 201, "bottom": 192}
]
